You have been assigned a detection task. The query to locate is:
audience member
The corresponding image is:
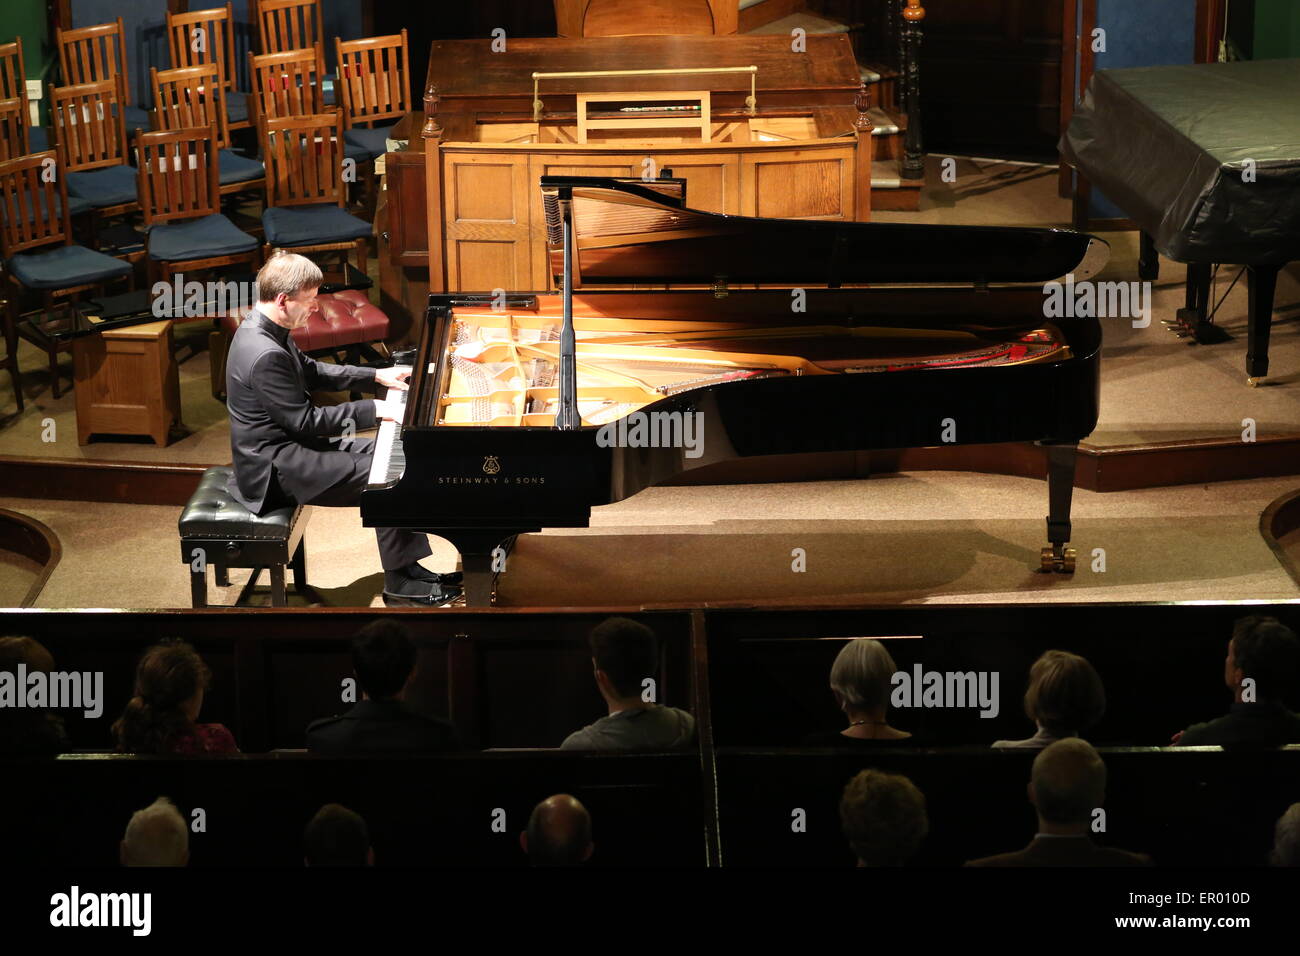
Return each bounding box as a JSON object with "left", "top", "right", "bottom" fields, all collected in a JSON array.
[
  {"left": 306, "top": 620, "right": 458, "bottom": 753},
  {"left": 120, "top": 796, "right": 189, "bottom": 867},
  {"left": 304, "top": 803, "right": 373, "bottom": 866},
  {"left": 1272, "top": 803, "right": 1300, "bottom": 867},
  {"left": 520, "top": 794, "right": 593, "bottom": 866},
  {"left": 993, "top": 650, "right": 1105, "bottom": 749},
  {"left": 839, "top": 769, "right": 928, "bottom": 866},
  {"left": 561, "top": 617, "right": 694, "bottom": 751},
  {"left": 1173, "top": 616, "right": 1300, "bottom": 747},
  {"left": 0, "top": 636, "right": 68, "bottom": 755},
  {"left": 112, "top": 641, "right": 238, "bottom": 754},
  {"left": 802, "top": 639, "right": 913, "bottom": 745},
  {"left": 966, "top": 738, "right": 1151, "bottom": 866}
]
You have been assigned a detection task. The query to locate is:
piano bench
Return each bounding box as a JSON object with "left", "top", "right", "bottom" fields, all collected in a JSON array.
[{"left": 178, "top": 466, "right": 311, "bottom": 608}]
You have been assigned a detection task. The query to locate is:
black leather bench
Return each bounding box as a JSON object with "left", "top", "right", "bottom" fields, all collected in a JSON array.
[{"left": 179, "top": 466, "right": 310, "bottom": 607}]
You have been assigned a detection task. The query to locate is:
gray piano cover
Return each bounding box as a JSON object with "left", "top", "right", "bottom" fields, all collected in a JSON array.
[{"left": 1061, "top": 59, "right": 1300, "bottom": 264}]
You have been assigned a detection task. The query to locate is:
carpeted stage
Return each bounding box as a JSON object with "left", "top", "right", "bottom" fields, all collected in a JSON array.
[{"left": 1, "top": 159, "right": 1298, "bottom": 609}]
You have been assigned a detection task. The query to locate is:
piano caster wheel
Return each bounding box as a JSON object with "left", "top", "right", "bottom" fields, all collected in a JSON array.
[
  {"left": 1247, "top": 376, "right": 1265, "bottom": 387},
  {"left": 1040, "top": 546, "right": 1077, "bottom": 574}
]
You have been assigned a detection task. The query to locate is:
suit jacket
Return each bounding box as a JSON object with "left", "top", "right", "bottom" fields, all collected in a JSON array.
[
  {"left": 1177, "top": 701, "right": 1300, "bottom": 747},
  {"left": 966, "top": 835, "right": 1152, "bottom": 867},
  {"left": 225, "top": 309, "right": 379, "bottom": 512},
  {"left": 305, "top": 698, "right": 460, "bottom": 754}
]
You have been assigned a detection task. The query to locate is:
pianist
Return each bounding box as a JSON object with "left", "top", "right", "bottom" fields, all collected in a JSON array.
[{"left": 224, "top": 252, "right": 455, "bottom": 606}]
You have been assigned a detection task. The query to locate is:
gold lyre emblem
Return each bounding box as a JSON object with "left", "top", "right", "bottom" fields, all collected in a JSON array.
[{"left": 482, "top": 455, "right": 501, "bottom": 475}]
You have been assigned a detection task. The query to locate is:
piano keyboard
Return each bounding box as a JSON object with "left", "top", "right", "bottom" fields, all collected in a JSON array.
[{"left": 367, "top": 385, "right": 407, "bottom": 486}]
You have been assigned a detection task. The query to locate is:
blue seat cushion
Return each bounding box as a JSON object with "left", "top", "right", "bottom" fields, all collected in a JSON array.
[
  {"left": 122, "top": 105, "right": 151, "bottom": 133},
  {"left": 344, "top": 139, "right": 369, "bottom": 164},
  {"left": 22, "top": 192, "right": 94, "bottom": 223},
  {"left": 6, "top": 244, "right": 133, "bottom": 290},
  {"left": 218, "top": 149, "right": 264, "bottom": 186},
  {"left": 66, "top": 165, "right": 139, "bottom": 207},
  {"left": 225, "top": 91, "right": 250, "bottom": 124},
  {"left": 148, "top": 213, "right": 259, "bottom": 262},
  {"left": 343, "top": 123, "right": 397, "bottom": 161},
  {"left": 29, "top": 126, "right": 49, "bottom": 151},
  {"left": 262, "top": 204, "right": 371, "bottom": 246}
]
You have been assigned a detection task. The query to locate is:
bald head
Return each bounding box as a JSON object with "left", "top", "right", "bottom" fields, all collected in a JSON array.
[
  {"left": 522, "top": 794, "right": 593, "bottom": 866},
  {"left": 1030, "top": 738, "right": 1106, "bottom": 826},
  {"left": 121, "top": 796, "right": 189, "bottom": 867}
]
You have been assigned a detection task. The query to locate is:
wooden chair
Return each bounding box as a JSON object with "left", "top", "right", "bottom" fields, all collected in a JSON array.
[
  {"left": 166, "top": 3, "right": 253, "bottom": 132},
  {"left": 334, "top": 29, "right": 409, "bottom": 161},
  {"left": 260, "top": 112, "right": 370, "bottom": 277},
  {"left": 0, "top": 36, "right": 48, "bottom": 150},
  {"left": 0, "top": 96, "right": 28, "bottom": 160},
  {"left": 254, "top": 0, "right": 324, "bottom": 55},
  {"left": 152, "top": 64, "right": 265, "bottom": 200},
  {"left": 0, "top": 151, "right": 133, "bottom": 402},
  {"left": 248, "top": 47, "right": 367, "bottom": 168},
  {"left": 135, "top": 126, "right": 260, "bottom": 291},
  {"left": 55, "top": 18, "right": 150, "bottom": 132},
  {"left": 48, "top": 80, "right": 140, "bottom": 230}
]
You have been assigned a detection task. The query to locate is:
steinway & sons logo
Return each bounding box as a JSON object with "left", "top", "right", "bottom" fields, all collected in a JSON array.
[{"left": 436, "top": 455, "right": 545, "bottom": 485}]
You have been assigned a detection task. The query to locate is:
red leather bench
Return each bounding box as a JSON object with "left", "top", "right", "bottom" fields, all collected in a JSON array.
[{"left": 209, "top": 289, "right": 390, "bottom": 400}]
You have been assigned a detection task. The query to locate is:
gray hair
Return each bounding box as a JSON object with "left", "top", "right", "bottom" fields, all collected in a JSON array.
[
  {"left": 830, "top": 639, "right": 898, "bottom": 713},
  {"left": 122, "top": 796, "right": 188, "bottom": 866},
  {"left": 1272, "top": 803, "right": 1300, "bottom": 866},
  {"left": 255, "top": 251, "right": 323, "bottom": 303}
]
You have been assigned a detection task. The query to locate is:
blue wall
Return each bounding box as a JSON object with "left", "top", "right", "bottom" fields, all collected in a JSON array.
[
  {"left": 68, "top": 0, "right": 364, "bottom": 104},
  {"left": 1088, "top": 0, "right": 1198, "bottom": 217}
]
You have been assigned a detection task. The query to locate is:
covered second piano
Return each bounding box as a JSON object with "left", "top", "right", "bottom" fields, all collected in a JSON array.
[{"left": 362, "top": 176, "right": 1109, "bottom": 605}]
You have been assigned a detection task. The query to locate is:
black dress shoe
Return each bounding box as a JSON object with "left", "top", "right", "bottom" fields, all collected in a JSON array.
[
  {"left": 403, "top": 563, "right": 463, "bottom": 588},
  {"left": 382, "top": 583, "right": 460, "bottom": 607}
]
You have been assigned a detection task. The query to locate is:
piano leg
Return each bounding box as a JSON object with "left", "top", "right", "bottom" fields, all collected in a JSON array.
[
  {"left": 1245, "top": 263, "right": 1279, "bottom": 387},
  {"left": 1173, "top": 263, "right": 1230, "bottom": 345},
  {"left": 1039, "top": 442, "right": 1077, "bottom": 574},
  {"left": 446, "top": 531, "right": 527, "bottom": 607},
  {"left": 1138, "top": 232, "right": 1159, "bottom": 281}
]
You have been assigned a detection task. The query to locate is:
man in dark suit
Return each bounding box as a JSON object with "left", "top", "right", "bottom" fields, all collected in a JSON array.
[
  {"left": 306, "top": 620, "right": 458, "bottom": 754},
  {"left": 966, "top": 738, "right": 1151, "bottom": 867},
  {"left": 225, "top": 252, "right": 456, "bottom": 606},
  {"left": 1173, "top": 615, "right": 1300, "bottom": 747}
]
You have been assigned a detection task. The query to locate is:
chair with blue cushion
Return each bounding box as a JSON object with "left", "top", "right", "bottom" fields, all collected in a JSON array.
[
  {"left": 135, "top": 125, "right": 261, "bottom": 294},
  {"left": 166, "top": 3, "right": 254, "bottom": 133},
  {"left": 335, "top": 29, "right": 409, "bottom": 163},
  {"left": 261, "top": 112, "right": 370, "bottom": 279},
  {"left": 0, "top": 151, "right": 133, "bottom": 404},
  {"left": 153, "top": 64, "right": 265, "bottom": 202},
  {"left": 55, "top": 18, "right": 151, "bottom": 132},
  {"left": 0, "top": 37, "right": 53, "bottom": 156},
  {"left": 247, "top": 46, "right": 369, "bottom": 197},
  {"left": 48, "top": 80, "right": 141, "bottom": 247}
]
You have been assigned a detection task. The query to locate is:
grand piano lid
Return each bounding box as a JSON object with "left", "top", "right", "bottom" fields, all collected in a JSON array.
[{"left": 541, "top": 176, "right": 1108, "bottom": 289}]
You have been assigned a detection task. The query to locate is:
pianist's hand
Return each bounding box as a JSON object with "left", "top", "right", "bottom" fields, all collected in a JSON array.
[
  {"left": 373, "top": 399, "right": 405, "bottom": 422},
  {"left": 375, "top": 366, "right": 412, "bottom": 390}
]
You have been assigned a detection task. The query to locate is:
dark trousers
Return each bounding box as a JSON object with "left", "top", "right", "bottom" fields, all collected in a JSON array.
[{"left": 271, "top": 436, "right": 432, "bottom": 572}]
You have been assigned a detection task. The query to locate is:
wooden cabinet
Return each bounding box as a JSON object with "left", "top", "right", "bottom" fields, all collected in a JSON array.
[{"left": 73, "top": 321, "right": 181, "bottom": 446}]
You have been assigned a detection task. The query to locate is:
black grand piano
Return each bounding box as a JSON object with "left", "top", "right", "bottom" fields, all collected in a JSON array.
[{"left": 362, "top": 177, "right": 1108, "bottom": 605}]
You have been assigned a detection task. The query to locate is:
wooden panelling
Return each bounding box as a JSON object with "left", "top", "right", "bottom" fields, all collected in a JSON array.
[{"left": 742, "top": 149, "right": 853, "bottom": 219}]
